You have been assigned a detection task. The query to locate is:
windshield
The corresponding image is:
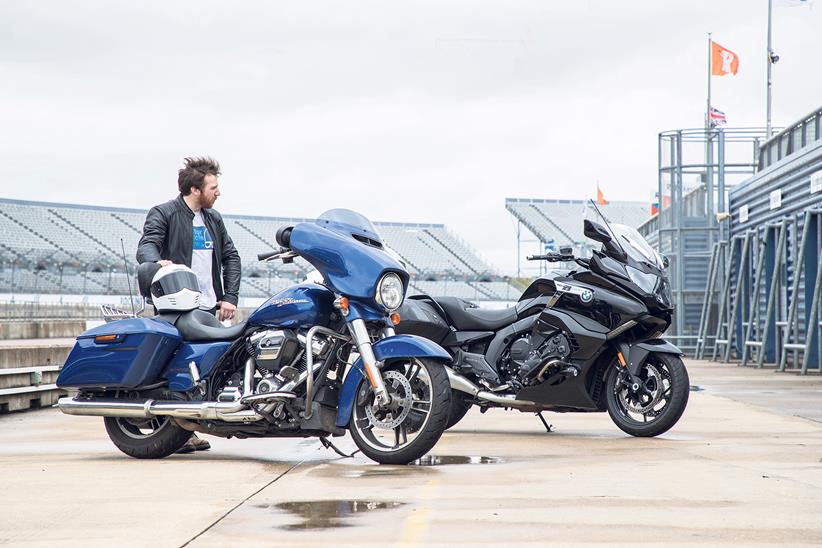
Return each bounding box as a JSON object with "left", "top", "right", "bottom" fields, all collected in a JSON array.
[
  {"left": 316, "top": 208, "right": 383, "bottom": 245},
  {"left": 610, "top": 223, "right": 664, "bottom": 269}
]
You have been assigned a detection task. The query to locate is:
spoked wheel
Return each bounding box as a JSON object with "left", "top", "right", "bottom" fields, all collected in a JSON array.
[
  {"left": 349, "top": 358, "right": 451, "bottom": 464},
  {"left": 605, "top": 352, "right": 689, "bottom": 437},
  {"left": 104, "top": 415, "right": 191, "bottom": 459}
]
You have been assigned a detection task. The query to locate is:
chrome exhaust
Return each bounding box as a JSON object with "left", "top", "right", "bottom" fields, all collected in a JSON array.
[
  {"left": 57, "top": 396, "right": 263, "bottom": 423},
  {"left": 445, "top": 366, "right": 542, "bottom": 410}
]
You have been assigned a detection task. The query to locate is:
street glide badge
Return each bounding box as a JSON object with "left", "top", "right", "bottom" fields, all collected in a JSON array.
[{"left": 271, "top": 298, "right": 310, "bottom": 307}]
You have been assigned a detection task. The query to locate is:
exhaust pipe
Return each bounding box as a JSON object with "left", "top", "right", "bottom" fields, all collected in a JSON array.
[
  {"left": 57, "top": 396, "right": 263, "bottom": 423},
  {"left": 445, "top": 366, "right": 541, "bottom": 410}
]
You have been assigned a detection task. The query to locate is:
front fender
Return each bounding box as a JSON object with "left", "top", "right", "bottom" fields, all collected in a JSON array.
[
  {"left": 335, "top": 334, "right": 451, "bottom": 428},
  {"left": 625, "top": 338, "right": 683, "bottom": 376}
]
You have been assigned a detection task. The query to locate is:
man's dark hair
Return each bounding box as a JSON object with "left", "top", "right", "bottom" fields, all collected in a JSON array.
[{"left": 178, "top": 156, "right": 221, "bottom": 195}]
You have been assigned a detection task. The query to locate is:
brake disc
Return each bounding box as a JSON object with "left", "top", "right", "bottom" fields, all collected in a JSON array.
[
  {"left": 619, "top": 363, "right": 664, "bottom": 414},
  {"left": 364, "top": 370, "right": 413, "bottom": 430}
]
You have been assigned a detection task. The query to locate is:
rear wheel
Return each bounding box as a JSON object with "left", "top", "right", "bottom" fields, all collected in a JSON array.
[
  {"left": 605, "top": 353, "right": 689, "bottom": 437},
  {"left": 349, "top": 358, "right": 451, "bottom": 464},
  {"left": 445, "top": 390, "right": 474, "bottom": 430},
  {"left": 104, "top": 416, "right": 191, "bottom": 459}
]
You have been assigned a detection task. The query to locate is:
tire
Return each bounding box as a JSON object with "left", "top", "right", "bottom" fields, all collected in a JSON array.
[
  {"left": 104, "top": 416, "right": 192, "bottom": 459},
  {"left": 445, "top": 390, "right": 473, "bottom": 430},
  {"left": 605, "top": 352, "right": 689, "bottom": 438},
  {"left": 349, "top": 358, "right": 451, "bottom": 465}
]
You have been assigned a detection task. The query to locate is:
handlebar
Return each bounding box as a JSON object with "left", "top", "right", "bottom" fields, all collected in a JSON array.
[
  {"left": 526, "top": 252, "right": 574, "bottom": 262},
  {"left": 257, "top": 248, "right": 299, "bottom": 262}
]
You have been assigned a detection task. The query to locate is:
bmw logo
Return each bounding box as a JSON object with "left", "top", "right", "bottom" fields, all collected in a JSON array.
[{"left": 580, "top": 289, "right": 594, "bottom": 303}]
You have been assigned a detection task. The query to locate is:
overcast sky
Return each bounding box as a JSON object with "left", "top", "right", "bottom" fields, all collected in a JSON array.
[{"left": 1, "top": 1, "right": 820, "bottom": 275}]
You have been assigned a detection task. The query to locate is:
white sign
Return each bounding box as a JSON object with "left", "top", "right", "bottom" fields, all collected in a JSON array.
[
  {"left": 769, "top": 189, "right": 782, "bottom": 210},
  {"left": 811, "top": 170, "right": 822, "bottom": 194},
  {"left": 739, "top": 204, "right": 749, "bottom": 223}
]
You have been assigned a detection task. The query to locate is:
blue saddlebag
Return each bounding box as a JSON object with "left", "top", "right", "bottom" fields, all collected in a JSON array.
[{"left": 57, "top": 318, "right": 182, "bottom": 389}]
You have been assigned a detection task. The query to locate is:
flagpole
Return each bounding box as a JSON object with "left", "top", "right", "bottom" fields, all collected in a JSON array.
[
  {"left": 706, "top": 32, "right": 712, "bottom": 129},
  {"left": 766, "top": 0, "right": 773, "bottom": 138}
]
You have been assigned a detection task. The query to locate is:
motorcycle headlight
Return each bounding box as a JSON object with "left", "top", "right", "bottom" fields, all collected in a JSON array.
[
  {"left": 376, "top": 272, "right": 404, "bottom": 311},
  {"left": 626, "top": 266, "right": 659, "bottom": 295}
]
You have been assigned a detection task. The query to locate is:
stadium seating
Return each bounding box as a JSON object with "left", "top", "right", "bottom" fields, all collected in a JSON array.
[{"left": 0, "top": 198, "right": 520, "bottom": 302}]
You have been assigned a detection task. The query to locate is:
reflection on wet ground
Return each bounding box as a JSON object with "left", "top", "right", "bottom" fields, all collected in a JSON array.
[
  {"left": 266, "top": 500, "right": 404, "bottom": 530},
  {"left": 411, "top": 455, "right": 504, "bottom": 466}
]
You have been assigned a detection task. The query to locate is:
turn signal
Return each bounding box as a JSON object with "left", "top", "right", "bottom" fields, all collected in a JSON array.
[
  {"left": 334, "top": 296, "right": 349, "bottom": 315},
  {"left": 94, "top": 334, "right": 119, "bottom": 343},
  {"left": 390, "top": 312, "right": 401, "bottom": 325}
]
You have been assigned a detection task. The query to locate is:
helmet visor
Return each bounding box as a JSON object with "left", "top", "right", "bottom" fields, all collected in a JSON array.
[{"left": 151, "top": 271, "right": 200, "bottom": 297}]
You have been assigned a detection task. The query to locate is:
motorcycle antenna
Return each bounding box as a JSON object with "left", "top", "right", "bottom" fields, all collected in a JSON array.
[
  {"left": 121, "top": 238, "right": 136, "bottom": 316},
  {"left": 587, "top": 199, "right": 628, "bottom": 258}
]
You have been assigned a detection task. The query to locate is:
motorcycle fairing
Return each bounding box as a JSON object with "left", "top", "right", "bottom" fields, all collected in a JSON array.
[{"left": 335, "top": 334, "right": 451, "bottom": 427}]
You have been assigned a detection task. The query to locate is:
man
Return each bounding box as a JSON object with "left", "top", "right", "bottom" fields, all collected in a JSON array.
[{"left": 137, "top": 156, "right": 242, "bottom": 453}]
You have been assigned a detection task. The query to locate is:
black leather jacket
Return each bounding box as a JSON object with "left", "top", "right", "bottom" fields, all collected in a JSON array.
[{"left": 136, "top": 195, "right": 241, "bottom": 306}]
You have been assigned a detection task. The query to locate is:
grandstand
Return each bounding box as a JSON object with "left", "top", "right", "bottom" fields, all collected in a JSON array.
[
  {"left": 0, "top": 198, "right": 518, "bottom": 303},
  {"left": 505, "top": 198, "right": 652, "bottom": 275}
]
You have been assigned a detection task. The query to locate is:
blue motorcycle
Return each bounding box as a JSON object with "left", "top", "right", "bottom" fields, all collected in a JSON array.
[{"left": 57, "top": 209, "right": 453, "bottom": 464}]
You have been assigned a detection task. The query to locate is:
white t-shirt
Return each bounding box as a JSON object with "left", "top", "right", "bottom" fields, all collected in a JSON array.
[{"left": 191, "top": 211, "right": 218, "bottom": 310}]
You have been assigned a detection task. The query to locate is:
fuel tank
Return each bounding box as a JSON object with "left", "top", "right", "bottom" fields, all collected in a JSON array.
[{"left": 247, "top": 283, "right": 336, "bottom": 328}]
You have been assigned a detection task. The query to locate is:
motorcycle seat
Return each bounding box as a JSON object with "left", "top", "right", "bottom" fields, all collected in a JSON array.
[
  {"left": 433, "top": 297, "right": 517, "bottom": 331},
  {"left": 156, "top": 309, "right": 247, "bottom": 342}
]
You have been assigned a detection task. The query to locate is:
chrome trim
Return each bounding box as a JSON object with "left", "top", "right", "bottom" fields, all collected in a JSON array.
[
  {"left": 445, "top": 366, "right": 541, "bottom": 409},
  {"left": 380, "top": 327, "right": 396, "bottom": 339},
  {"left": 188, "top": 361, "right": 200, "bottom": 383},
  {"left": 606, "top": 320, "right": 638, "bottom": 341},
  {"left": 350, "top": 319, "right": 390, "bottom": 406},
  {"left": 301, "top": 325, "right": 350, "bottom": 419},
  {"left": 243, "top": 357, "right": 255, "bottom": 397},
  {"left": 57, "top": 396, "right": 264, "bottom": 423}
]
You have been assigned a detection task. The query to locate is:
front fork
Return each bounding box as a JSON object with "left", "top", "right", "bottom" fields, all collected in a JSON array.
[{"left": 349, "top": 319, "right": 391, "bottom": 407}]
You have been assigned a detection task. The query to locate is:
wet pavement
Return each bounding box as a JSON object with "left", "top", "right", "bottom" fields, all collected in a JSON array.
[{"left": 1, "top": 359, "right": 821, "bottom": 547}]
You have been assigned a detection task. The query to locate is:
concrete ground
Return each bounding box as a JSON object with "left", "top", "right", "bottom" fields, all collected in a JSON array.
[{"left": 0, "top": 359, "right": 820, "bottom": 547}]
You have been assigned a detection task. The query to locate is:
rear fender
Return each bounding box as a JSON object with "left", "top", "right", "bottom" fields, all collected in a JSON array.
[{"left": 335, "top": 334, "right": 450, "bottom": 428}]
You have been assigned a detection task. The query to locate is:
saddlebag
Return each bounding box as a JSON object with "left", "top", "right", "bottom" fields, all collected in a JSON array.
[
  {"left": 57, "top": 317, "right": 182, "bottom": 389},
  {"left": 396, "top": 297, "right": 451, "bottom": 344}
]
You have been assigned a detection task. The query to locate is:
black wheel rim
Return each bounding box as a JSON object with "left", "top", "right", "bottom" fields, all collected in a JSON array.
[
  {"left": 614, "top": 357, "right": 673, "bottom": 424},
  {"left": 351, "top": 359, "right": 433, "bottom": 453},
  {"left": 115, "top": 416, "right": 170, "bottom": 440}
]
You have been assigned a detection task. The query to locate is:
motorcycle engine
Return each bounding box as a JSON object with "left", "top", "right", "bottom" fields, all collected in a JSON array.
[
  {"left": 501, "top": 331, "right": 573, "bottom": 386},
  {"left": 248, "top": 329, "right": 302, "bottom": 372}
]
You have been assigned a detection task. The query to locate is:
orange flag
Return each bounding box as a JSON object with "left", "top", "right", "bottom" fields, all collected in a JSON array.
[
  {"left": 711, "top": 41, "right": 739, "bottom": 76},
  {"left": 596, "top": 184, "right": 608, "bottom": 206}
]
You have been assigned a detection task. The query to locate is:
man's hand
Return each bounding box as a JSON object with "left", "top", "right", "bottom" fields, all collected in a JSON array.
[
  {"left": 218, "top": 301, "right": 237, "bottom": 322},
  {"left": 157, "top": 260, "right": 173, "bottom": 267}
]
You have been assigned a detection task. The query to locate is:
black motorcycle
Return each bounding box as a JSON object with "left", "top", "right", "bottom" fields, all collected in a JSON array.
[{"left": 397, "top": 213, "right": 689, "bottom": 437}]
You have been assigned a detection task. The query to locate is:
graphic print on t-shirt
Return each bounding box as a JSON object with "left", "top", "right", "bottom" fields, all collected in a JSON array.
[{"left": 193, "top": 225, "right": 213, "bottom": 250}]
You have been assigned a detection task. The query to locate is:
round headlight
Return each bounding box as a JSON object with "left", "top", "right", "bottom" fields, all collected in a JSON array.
[{"left": 376, "top": 273, "right": 404, "bottom": 311}]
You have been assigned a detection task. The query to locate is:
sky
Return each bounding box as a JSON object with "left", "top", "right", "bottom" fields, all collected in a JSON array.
[{"left": 1, "top": 1, "right": 820, "bottom": 276}]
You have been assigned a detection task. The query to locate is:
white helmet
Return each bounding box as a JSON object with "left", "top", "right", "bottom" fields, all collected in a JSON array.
[{"left": 150, "top": 264, "right": 201, "bottom": 312}]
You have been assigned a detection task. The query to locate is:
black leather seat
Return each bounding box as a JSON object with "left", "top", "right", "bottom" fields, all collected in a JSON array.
[
  {"left": 157, "top": 309, "right": 247, "bottom": 342},
  {"left": 433, "top": 297, "right": 517, "bottom": 332}
]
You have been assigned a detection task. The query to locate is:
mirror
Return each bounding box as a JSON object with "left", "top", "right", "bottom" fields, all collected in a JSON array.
[
  {"left": 663, "top": 255, "right": 670, "bottom": 268},
  {"left": 559, "top": 246, "right": 573, "bottom": 257},
  {"left": 583, "top": 219, "right": 611, "bottom": 243}
]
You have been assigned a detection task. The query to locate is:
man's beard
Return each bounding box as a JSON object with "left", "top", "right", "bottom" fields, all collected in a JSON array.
[{"left": 201, "top": 195, "right": 217, "bottom": 209}]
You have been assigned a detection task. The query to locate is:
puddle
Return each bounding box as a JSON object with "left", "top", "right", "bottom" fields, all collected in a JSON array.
[
  {"left": 411, "top": 455, "right": 504, "bottom": 466},
  {"left": 689, "top": 385, "right": 705, "bottom": 392},
  {"left": 267, "top": 500, "right": 404, "bottom": 530}
]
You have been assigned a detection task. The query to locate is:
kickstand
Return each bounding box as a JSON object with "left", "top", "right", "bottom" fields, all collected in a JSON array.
[
  {"left": 319, "top": 436, "right": 360, "bottom": 459},
  {"left": 536, "top": 412, "right": 553, "bottom": 433}
]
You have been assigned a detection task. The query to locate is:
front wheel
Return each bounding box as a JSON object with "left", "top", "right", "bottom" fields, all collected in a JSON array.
[
  {"left": 605, "top": 352, "right": 689, "bottom": 437},
  {"left": 349, "top": 358, "right": 451, "bottom": 464}
]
